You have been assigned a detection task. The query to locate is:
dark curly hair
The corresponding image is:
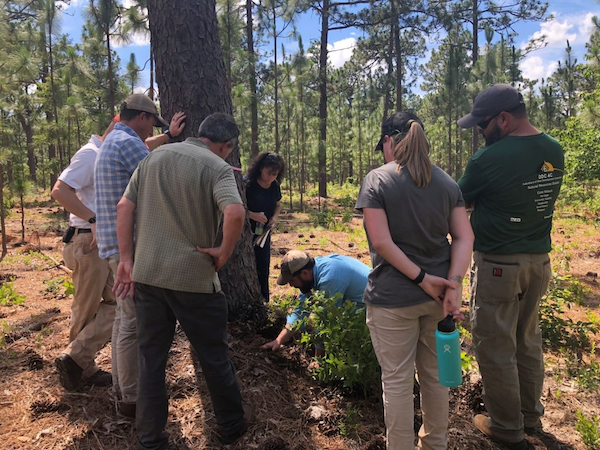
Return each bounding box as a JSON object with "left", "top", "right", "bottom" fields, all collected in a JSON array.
[{"left": 245, "top": 152, "right": 286, "bottom": 186}]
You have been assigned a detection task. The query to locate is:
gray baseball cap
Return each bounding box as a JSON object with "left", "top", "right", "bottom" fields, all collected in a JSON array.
[
  {"left": 457, "top": 84, "right": 525, "bottom": 129},
  {"left": 122, "top": 94, "right": 169, "bottom": 127}
]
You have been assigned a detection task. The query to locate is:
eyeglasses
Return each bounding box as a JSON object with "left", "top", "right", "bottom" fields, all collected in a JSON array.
[{"left": 477, "top": 114, "right": 499, "bottom": 130}]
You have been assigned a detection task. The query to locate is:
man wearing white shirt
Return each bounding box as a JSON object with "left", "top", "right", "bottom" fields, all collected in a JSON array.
[{"left": 52, "top": 134, "right": 116, "bottom": 391}]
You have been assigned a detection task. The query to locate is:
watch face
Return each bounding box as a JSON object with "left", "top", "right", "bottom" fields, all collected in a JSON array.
[{"left": 88, "top": 216, "right": 97, "bottom": 224}]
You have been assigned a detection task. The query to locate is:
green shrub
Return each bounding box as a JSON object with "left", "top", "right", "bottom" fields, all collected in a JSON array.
[
  {"left": 540, "top": 275, "right": 597, "bottom": 352},
  {"left": 576, "top": 410, "right": 600, "bottom": 450},
  {"left": 568, "top": 344, "right": 600, "bottom": 391},
  {"left": 297, "top": 290, "right": 379, "bottom": 395},
  {"left": 0, "top": 281, "right": 26, "bottom": 306}
]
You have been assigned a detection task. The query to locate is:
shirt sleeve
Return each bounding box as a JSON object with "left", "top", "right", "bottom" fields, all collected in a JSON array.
[
  {"left": 274, "top": 181, "right": 282, "bottom": 202},
  {"left": 458, "top": 158, "right": 486, "bottom": 204},
  {"left": 355, "top": 171, "right": 383, "bottom": 211},
  {"left": 213, "top": 167, "right": 243, "bottom": 212},
  {"left": 123, "top": 166, "right": 140, "bottom": 205},
  {"left": 58, "top": 147, "right": 95, "bottom": 191},
  {"left": 120, "top": 139, "right": 150, "bottom": 175},
  {"left": 286, "top": 292, "right": 308, "bottom": 326}
]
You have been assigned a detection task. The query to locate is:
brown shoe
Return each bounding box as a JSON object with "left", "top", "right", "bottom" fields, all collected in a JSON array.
[
  {"left": 118, "top": 401, "right": 136, "bottom": 419},
  {"left": 473, "top": 414, "right": 530, "bottom": 450},
  {"left": 55, "top": 354, "right": 83, "bottom": 391},
  {"left": 84, "top": 369, "right": 112, "bottom": 387}
]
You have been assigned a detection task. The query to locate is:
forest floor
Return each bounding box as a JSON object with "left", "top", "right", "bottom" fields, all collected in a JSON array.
[{"left": 0, "top": 193, "right": 599, "bottom": 450}]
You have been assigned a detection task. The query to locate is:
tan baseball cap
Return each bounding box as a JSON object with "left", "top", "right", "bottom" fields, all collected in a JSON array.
[
  {"left": 122, "top": 94, "right": 169, "bottom": 127},
  {"left": 277, "top": 250, "right": 313, "bottom": 285}
]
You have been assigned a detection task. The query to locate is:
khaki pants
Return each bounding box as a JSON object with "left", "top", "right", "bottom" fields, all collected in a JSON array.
[
  {"left": 470, "top": 251, "right": 552, "bottom": 443},
  {"left": 62, "top": 231, "right": 116, "bottom": 378},
  {"left": 367, "top": 302, "right": 448, "bottom": 450},
  {"left": 108, "top": 254, "right": 138, "bottom": 404}
]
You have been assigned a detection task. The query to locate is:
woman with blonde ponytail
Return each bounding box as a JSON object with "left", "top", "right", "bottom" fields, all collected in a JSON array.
[{"left": 356, "top": 112, "right": 474, "bottom": 449}]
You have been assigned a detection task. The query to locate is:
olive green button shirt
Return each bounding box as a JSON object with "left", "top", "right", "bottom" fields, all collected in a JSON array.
[{"left": 123, "top": 138, "right": 243, "bottom": 293}]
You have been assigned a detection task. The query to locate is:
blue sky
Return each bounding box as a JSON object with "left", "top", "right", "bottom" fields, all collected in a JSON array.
[{"left": 58, "top": 0, "right": 600, "bottom": 93}]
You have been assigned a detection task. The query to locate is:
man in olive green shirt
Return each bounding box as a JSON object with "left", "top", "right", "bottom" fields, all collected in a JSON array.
[
  {"left": 114, "top": 113, "right": 250, "bottom": 448},
  {"left": 457, "top": 84, "right": 564, "bottom": 450}
]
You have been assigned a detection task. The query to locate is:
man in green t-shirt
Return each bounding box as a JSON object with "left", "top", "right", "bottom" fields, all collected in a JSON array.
[{"left": 457, "top": 84, "right": 564, "bottom": 450}]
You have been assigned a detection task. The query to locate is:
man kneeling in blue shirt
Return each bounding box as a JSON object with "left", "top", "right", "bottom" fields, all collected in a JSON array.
[{"left": 261, "top": 250, "right": 370, "bottom": 351}]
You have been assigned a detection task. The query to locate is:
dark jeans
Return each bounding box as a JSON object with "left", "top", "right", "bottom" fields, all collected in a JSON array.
[
  {"left": 254, "top": 234, "right": 271, "bottom": 301},
  {"left": 134, "top": 283, "right": 245, "bottom": 450}
]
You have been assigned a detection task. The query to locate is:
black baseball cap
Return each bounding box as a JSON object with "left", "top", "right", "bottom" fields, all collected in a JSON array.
[
  {"left": 375, "top": 111, "right": 424, "bottom": 152},
  {"left": 457, "top": 84, "right": 525, "bottom": 129}
]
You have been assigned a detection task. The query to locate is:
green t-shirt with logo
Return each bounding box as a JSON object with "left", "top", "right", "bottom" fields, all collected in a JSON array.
[{"left": 458, "top": 133, "right": 564, "bottom": 254}]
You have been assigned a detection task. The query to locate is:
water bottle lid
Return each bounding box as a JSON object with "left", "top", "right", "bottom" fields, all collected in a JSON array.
[{"left": 437, "top": 314, "right": 456, "bottom": 332}]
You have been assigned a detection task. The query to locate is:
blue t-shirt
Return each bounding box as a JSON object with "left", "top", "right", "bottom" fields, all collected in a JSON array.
[{"left": 287, "top": 254, "right": 370, "bottom": 326}]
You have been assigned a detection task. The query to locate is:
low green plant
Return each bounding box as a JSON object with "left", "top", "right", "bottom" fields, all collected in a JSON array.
[
  {"left": 297, "top": 290, "right": 379, "bottom": 395},
  {"left": 62, "top": 279, "right": 75, "bottom": 296},
  {"left": 460, "top": 351, "right": 476, "bottom": 373},
  {"left": 0, "top": 281, "right": 26, "bottom": 306},
  {"left": 540, "top": 275, "right": 597, "bottom": 352},
  {"left": 339, "top": 405, "right": 360, "bottom": 439},
  {"left": 568, "top": 344, "right": 600, "bottom": 391},
  {"left": 0, "top": 321, "right": 13, "bottom": 348},
  {"left": 309, "top": 208, "right": 336, "bottom": 229},
  {"left": 576, "top": 410, "right": 600, "bottom": 450}
]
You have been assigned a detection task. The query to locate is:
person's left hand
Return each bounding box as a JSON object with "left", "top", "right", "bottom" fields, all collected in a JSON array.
[
  {"left": 169, "top": 111, "right": 186, "bottom": 137},
  {"left": 113, "top": 259, "right": 135, "bottom": 300},
  {"left": 267, "top": 217, "right": 277, "bottom": 228},
  {"left": 418, "top": 273, "right": 453, "bottom": 305}
]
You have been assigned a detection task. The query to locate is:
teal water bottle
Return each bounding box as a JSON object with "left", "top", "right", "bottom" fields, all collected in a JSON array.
[{"left": 435, "top": 314, "right": 462, "bottom": 388}]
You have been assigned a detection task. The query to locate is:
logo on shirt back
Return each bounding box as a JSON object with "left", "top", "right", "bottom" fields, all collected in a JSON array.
[
  {"left": 540, "top": 161, "right": 564, "bottom": 173},
  {"left": 492, "top": 268, "right": 502, "bottom": 277}
]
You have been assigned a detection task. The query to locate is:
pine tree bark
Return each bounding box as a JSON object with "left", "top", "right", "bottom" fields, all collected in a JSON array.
[
  {"left": 147, "top": 0, "right": 264, "bottom": 322},
  {"left": 318, "top": 0, "right": 329, "bottom": 199}
]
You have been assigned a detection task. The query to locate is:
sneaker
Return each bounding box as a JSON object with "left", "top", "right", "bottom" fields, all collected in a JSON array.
[
  {"left": 84, "top": 369, "right": 112, "bottom": 387},
  {"left": 473, "top": 414, "right": 530, "bottom": 450},
  {"left": 55, "top": 354, "right": 83, "bottom": 391},
  {"left": 219, "top": 403, "right": 254, "bottom": 445},
  {"left": 118, "top": 401, "right": 136, "bottom": 419}
]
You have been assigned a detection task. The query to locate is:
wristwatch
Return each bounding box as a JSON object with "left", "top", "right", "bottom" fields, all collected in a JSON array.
[
  {"left": 88, "top": 216, "right": 97, "bottom": 224},
  {"left": 164, "top": 129, "right": 172, "bottom": 139}
]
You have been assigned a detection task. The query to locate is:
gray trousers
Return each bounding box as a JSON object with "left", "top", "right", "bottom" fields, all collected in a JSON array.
[{"left": 470, "top": 251, "right": 552, "bottom": 443}]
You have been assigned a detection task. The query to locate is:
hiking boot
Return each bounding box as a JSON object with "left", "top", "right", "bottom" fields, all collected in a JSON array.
[
  {"left": 55, "top": 354, "right": 83, "bottom": 391},
  {"left": 118, "top": 401, "right": 136, "bottom": 419},
  {"left": 219, "top": 403, "right": 254, "bottom": 445},
  {"left": 84, "top": 369, "right": 112, "bottom": 387},
  {"left": 473, "top": 414, "right": 530, "bottom": 450},
  {"left": 524, "top": 422, "right": 543, "bottom": 435}
]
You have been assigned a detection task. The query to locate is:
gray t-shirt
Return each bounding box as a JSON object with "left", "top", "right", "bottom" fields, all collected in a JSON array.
[{"left": 355, "top": 163, "right": 465, "bottom": 308}]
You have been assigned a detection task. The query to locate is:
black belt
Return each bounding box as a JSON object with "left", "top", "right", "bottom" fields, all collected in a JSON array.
[{"left": 77, "top": 228, "right": 92, "bottom": 234}]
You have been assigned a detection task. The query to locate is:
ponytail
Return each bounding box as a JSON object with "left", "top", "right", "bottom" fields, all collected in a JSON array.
[{"left": 392, "top": 120, "right": 432, "bottom": 188}]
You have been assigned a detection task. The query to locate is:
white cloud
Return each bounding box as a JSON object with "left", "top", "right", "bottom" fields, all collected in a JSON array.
[
  {"left": 520, "top": 56, "right": 545, "bottom": 81},
  {"left": 327, "top": 37, "right": 356, "bottom": 69},
  {"left": 579, "top": 12, "right": 598, "bottom": 42},
  {"left": 528, "top": 14, "right": 577, "bottom": 48},
  {"left": 546, "top": 61, "right": 559, "bottom": 78}
]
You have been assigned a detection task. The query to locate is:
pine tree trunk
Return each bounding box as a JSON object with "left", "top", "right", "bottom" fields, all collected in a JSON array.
[
  {"left": 246, "top": 0, "right": 259, "bottom": 157},
  {"left": 318, "top": 0, "right": 329, "bottom": 199},
  {"left": 147, "top": 0, "right": 264, "bottom": 322}
]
